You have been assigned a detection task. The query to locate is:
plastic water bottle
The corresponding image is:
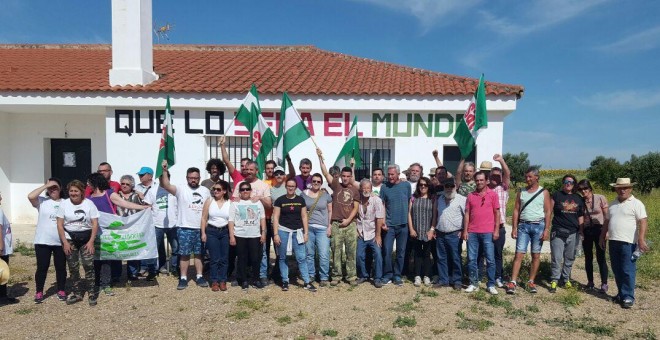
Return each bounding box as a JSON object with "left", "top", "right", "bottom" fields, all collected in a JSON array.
[{"left": 632, "top": 241, "right": 652, "bottom": 262}]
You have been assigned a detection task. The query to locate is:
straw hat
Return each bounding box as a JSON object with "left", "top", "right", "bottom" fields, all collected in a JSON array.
[
  {"left": 429, "top": 167, "right": 437, "bottom": 176},
  {"left": 0, "top": 258, "right": 9, "bottom": 285},
  {"left": 610, "top": 178, "right": 636, "bottom": 188},
  {"left": 479, "top": 161, "right": 493, "bottom": 171}
]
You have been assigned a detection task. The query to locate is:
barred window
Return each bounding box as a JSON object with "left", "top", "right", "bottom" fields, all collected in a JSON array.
[
  {"left": 207, "top": 136, "right": 277, "bottom": 174},
  {"left": 354, "top": 138, "right": 395, "bottom": 181}
]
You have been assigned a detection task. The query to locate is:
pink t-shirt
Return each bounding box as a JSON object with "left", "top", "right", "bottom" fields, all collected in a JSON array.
[
  {"left": 465, "top": 188, "right": 500, "bottom": 234},
  {"left": 230, "top": 169, "right": 244, "bottom": 186}
]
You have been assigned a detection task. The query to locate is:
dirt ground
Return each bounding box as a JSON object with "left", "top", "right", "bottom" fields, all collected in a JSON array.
[{"left": 2, "top": 253, "right": 658, "bottom": 340}]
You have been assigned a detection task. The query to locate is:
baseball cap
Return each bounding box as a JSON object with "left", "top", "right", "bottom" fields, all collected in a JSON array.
[
  {"left": 136, "top": 166, "right": 154, "bottom": 175},
  {"left": 273, "top": 166, "right": 285, "bottom": 174}
]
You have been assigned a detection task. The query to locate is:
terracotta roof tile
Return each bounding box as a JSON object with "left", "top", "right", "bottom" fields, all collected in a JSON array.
[{"left": 0, "top": 44, "right": 524, "bottom": 97}]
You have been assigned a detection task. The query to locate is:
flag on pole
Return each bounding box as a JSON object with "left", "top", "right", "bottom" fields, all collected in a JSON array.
[
  {"left": 235, "top": 84, "right": 260, "bottom": 152},
  {"left": 334, "top": 115, "right": 362, "bottom": 168},
  {"left": 275, "top": 93, "right": 311, "bottom": 166},
  {"left": 156, "top": 96, "right": 175, "bottom": 177},
  {"left": 254, "top": 113, "right": 277, "bottom": 179},
  {"left": 453, "top": 74, "right": 487, "bottom": 158}
]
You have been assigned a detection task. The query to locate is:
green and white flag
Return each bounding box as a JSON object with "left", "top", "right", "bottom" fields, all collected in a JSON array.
[
  {"left": 156, "top": 96, "right": 175, "bottom": 177},
  {"left": 235, "top": 85, "right": 276, "bottom": 179},
  {"left": 97, "top": 210, "right": 157, "bottom": 261},
  {"left": 453, "top": 74, "right": 488, "bottom": 158},
  {"left": 334, "top": 115, "right": 362, "bottom": 168},
  {"left": 276, "top": 92, "right": 311, "bottom": 165}
]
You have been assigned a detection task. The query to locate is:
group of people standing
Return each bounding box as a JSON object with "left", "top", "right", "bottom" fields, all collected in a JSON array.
[{"left": 0, "top": 146, "right": 649, "bottom": 310}]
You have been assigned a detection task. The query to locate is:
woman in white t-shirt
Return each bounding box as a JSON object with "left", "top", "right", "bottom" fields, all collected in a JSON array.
[
  {"left": 229, "top": 181, "right": 267, "bottom": 290},
  {"left": 56, "top": 180, "right": 100, "bottom": 306},
  {"left": 201, "top": 180, "right": 231, "bottom": 292},
  {"left": 28, "top": 178, "right": 67, "bottom": 304}
]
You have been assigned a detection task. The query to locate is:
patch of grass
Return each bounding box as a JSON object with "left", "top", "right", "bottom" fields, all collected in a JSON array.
[
  {"left": 345, "top": 334, "right": 362, "bottom": 340},
  {"left": 390, "top": 301, "right": 418, "bottom": 313},
  {"left": 295, "top": 310, "right": 306, "bottom": 319},
  {"left": 276, "top": 315, "right": 292, "bottom": 325},
  {"left": 237, "top": 298, "right": 268, "bottom": 311},
  {"left": 555, "top": 288, "right": 583, "bottom": 307},
  {"left": 633, "top": 327, "right": 657, "bottom": 340},
  {"left": 431, "top": 328, "right": 446, "bottom": 335},
  {"left": 456, "top": 317, "right": 494, "bottom": 332},
  {"left": 321, "top": 329, "right": 338, "bottom": 337},
  {"left": 15, "top": 307, "right": 34, "bottom": 315},
  {"left": 469, "top": 289, "right": 488, "bottom": 302},
  {"left": 14, "top": 239, "right": 35, "bottom": 256},
  {"left": 227, "top": 310, "right": 250, "bottom": 320},
  {"left": 526, "top": 304, "right": 540, "bottom": 313},
  {"left": 420, "top": 288, "right": 438, "bottom": 297},
  {"left": 373, "top": 332, "right": 395, "bottom": 340},
  {"left": 456, "top": 311, "right": 466, "bottom": 319},
  {"left": 412, "top": 293, "right": 421, "bottom": 303},
  {"left": 352, "top": 306, "right": 365, "bottom": 312},
  {"left": 545, "top": 317, "right": 615, "bottom": 337},
  {"left": 506, "top": 308, "right": 528, "bottom": 319},
  {"left": 486, "top": 295, "right": 512, "bottom": 309},
  {"left": 393, "top": 315, "right": 417, "bottom": 328},
  {"left": 525, "top": 319, "right": 537, "bottom": 326}
]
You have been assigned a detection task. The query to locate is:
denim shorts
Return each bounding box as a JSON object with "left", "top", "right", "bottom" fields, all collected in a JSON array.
[
  {"left": 177, "top": 228, "right": 202, "bottom": 255},
  {"left": 515, "top": 221, "right": 545, "bottom": 254}
]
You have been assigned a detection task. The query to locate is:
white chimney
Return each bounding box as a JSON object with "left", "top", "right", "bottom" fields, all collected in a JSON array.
[{"left": 109, "top": 0, "right": 159, "bottom": 86}]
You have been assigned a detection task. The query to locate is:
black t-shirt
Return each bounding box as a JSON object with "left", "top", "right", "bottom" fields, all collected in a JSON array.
[
  {"left": 551, "top": 191, "right": 584, "bottom": 234},
  {"left": 274, "top": 195, "right": 306, "bottom": 230}
]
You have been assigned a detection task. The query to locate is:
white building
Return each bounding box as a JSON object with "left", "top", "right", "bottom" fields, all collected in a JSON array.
[{"left": 0, "top": 0, "right": 523, "bottom": 224}]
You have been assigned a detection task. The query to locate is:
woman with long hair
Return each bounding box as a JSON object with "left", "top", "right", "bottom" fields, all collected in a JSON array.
[
  {"left": 548, "top": 174, "right": 585, "bottom": 293},
  {"left": 201, "top": 180, "right": 231, "bottom": 291},
  {"left": 28, "top": 178, "right": 67, "bottom": 303},
  {"left": 56, "top": 180, "right": 100, "bottom": 306},
  {"left": 408, "top": 176, "right": 437, "bottom": 287},
  {"left": 577, "top": 179, "right": 609, "bottom": 293},
  {"left": 301, "top": 173, "right": 333, "bottom": 285}
]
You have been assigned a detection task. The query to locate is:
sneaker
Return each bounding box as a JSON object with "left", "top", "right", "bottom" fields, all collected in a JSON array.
[
  {"left": 622, "top": 299, "right": 634, "bottom": 309},
  {"left": 354, "top": 278, "right": 367, "bottom": 285},
  {"left": 382, "top": 279, "right": 392, "bottom": 286},
  {"left": 219, "top": 282, "right": 227, "bottom": 291},
  {"left": 585, "top": 281, "right": 595, "bottom": 290},
  {"left": 138, "top": 269, "right": 147, "bottom": 277},
  {"left": 319, "top": 280, "right": 329, "bottom": 287},
  {"left": 527, "top": 281, "right": 538, "bottom": 294},
  {"left": 34, "top": 292, "right": 45, "bottom": 304},
  {"left": 413, "top": 276, "right": 422, "bottom": 287},
  {"left": 600, "top": 283, "right": 609, "bottom": 294},
  {"left": 196, "top": 277, "right": 209, "bottom": 288},
  {"left": 127, "top": 275, "right": 139, "bottom": 281},
  {"left": 495, "top": 278, "right": 504, "bottom": 288},
  {"left": 159, "top": 267, "right": 169, "bottom": 275},
  {"left": 394, "top": 278, "right": 404, "bottom": 287},
  {"left": 453, "top": 283, "right": 463, "bottom": 291},
  {"left": 241, "top": 282, "right": 249, "bottom": 290},
  {"left": 231, "top": 280, "right": 240, "bottom": 287},
  {"left": 488, "top": 286, "right": 499, "bottom": 295},
  {"left": 464, "top": 285, "right": 479, "bottom": 293},
  {"left": 505, "top": 281, "right": 517, "bottom": 295},
  {"left": 564, "top": 280, "right": 573, "bottom": 289},
  {"left": 374, "top": 280, "right": 384, "bottom": 288},
  {"left": 281, "top": 282, "right": 289, "bottom": 291},
  {"left": 211, "top": 282, "right": 220, "bottom": 292},
  {"left": 177, "top": 278, "right": 189, "bottom": 290},
  {"left": 255, "top": 280, "right": 265, "bottom": 289},
  {"left": 66, "top": 294, "right": 82, "bottom": 305},
  {"left": 423, "top": 276, "right": 431, "bottom": 286},
  {"left": 260, "top": 278, "right": 269, "bottom": 287},
  {"left": 88, "top": 294, "right": 98, "bottom": 306},
  {"left": 57, "top": 291, "right": 67, "bottom": 302},
  {"left": 549, "top": 281, "right": 558, "bottom": 293},
  {"left": 304, "top": 282, "right": 317, "bottom": 292},
  {"left": 145, "top": 272, "right": 158, "bottom": 281},
  {"left": 330, "top": 279, "right": 341, "bottom": 286},
  {"left": 103, "top": 287, "right": 115, "bottom": 296}
]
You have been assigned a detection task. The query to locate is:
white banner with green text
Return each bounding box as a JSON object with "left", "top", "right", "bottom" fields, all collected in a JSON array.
[{"left": 97, "top": 210, "right": 157, "bottom": 260}]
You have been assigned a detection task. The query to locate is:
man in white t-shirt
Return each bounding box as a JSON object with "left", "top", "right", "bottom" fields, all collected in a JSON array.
[
  {"left": 600, "top": 178, "right": 648, "bottom": 309},
  {"left": 371, "top": 168, "right": 384, "bottom": 196},
  {"left": 143, "top": 170, "right": 179, "bottom": 277},
  {"left": 160, "top": 163, "right": 211, "bottom": 290}
]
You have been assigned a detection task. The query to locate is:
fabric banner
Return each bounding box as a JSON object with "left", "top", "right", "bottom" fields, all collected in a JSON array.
[{"left": 97, "top": 210, "right": 157, "bottom": 260}]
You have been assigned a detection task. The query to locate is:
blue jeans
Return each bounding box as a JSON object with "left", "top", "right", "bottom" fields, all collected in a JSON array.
[
  {"left": 277, "top": 229, "right": 310, "bottom": 284},
  {"left": 435, "top": 230, "right": 463, "bottom": 286},
  {"left": 205, "top": 227, "right": 230, "bottom": 283},
  {"left": 609, "top": 240, "right": 637, "bottom": 301},
  {"left": 467, "top": 232, "right": 495, "bottom": 287},
  {"left": 144, "top": 227, "right": 179, "bottom": 273},
  {"left": 357, "top": 237, "right": 382, "bottom": 280},
  {"left": 516, "top": 221, "right": 546, "bottom": 253},
  {"left": 382, "top": 224, "right": 408, "bottom": 281},
  {"left": 306, "top": 226, "right": 330, "bottom": 281}
]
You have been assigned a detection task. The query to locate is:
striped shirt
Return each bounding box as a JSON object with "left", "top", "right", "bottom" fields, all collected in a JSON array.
[
  {"left": 411, "top": 197, "right": 435, "bottom": 241},
  {"left": 436, "top": 194, "right": 466, "bottom": 233},
  {"left": 492, "top": 184, "right": 509, "bottom": 224}
]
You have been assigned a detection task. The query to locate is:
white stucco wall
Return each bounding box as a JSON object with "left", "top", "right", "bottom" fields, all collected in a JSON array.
[{"left": 5, "top": 112, "right": 106, "bottom": 224}]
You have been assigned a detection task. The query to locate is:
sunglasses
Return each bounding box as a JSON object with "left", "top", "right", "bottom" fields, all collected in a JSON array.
[
  {"left": 120, "top": 183, "right": 132, "bottom": 186},
  {"left": 239, "top": 188, "right": 252, "bottom": 192},
  {"left": 563, "top": 180, "right": 575, "bottom": 185},
  {"left": 274, "top": 172, "right": 285, "bottom": 176},
  {"left": 418, "top": 184, "right": 428, "bottom": 188},
  {"left": 444, "top": 184, "right": 455, "bottom": 188},
  {"left": 312, "top": 180, "right": 322, "bottom": 184},
  {"left": 212, "top": 188, "right": 223, "bottom": 192}
]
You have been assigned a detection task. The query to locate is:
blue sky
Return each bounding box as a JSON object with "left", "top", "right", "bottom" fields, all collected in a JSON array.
[{"left": 1, "top": 0, "right": 658, "bottom": 169}]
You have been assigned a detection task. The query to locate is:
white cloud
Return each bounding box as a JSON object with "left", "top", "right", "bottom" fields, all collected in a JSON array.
[
  {"left": 351, "top": 0, "right": 482, "bottom": 31},
  {"left": 480, "top": 0, "right": 609, "bottom": 38},
  {"left": 575, "top": 89, "right": 660, "bottom": 110},
  {"left": 596, "top": 25, "right": 660, "bottom": 53}
]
